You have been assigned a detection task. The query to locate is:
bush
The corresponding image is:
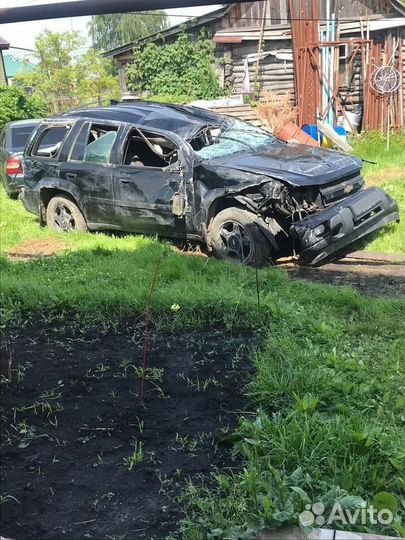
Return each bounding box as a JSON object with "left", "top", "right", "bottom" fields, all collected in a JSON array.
[
  {"left": 126, "top": 31, "right": 221, "bottom": 101},
  {"left": 0, "top": 86, "right": 47, "bottom": 130}
]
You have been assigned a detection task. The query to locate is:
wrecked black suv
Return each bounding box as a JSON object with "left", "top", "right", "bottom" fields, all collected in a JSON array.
[{"left": 22, "top": 102, "right": 399, "bottom": 266}]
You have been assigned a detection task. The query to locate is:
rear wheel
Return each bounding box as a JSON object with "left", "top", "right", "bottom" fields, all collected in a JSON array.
[
  {"left": 208, "top": 207, "right": 273, "bottom": 266},
  {"left": 46, "top": 195, "right": 87, "bottom": 233}
]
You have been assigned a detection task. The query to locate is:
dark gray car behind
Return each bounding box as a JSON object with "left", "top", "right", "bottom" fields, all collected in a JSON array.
[{"left": 0, "top": 119, "right": 40, "bottom": 197}]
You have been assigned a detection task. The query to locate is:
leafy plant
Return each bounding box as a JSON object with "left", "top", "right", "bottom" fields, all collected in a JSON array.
[
  {"left": 0, "top": 86, "right": 46, "bottom": 130},
  {"left": 123, "top": 441, "right": 144, "bottom": 471},
  {"left": 126, "top": 31, "right": 221, "bottom": 101},
  {"left": 4, "top": 421, "right": 49, "bottom": 448}
]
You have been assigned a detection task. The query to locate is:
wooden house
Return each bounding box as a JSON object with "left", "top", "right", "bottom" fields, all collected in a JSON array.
[
  {"left": 0, "top": 36, "right": 10, "bottom": 86},
  {"left": 103, "top": 1, "right": 405, "bottom": 128}
]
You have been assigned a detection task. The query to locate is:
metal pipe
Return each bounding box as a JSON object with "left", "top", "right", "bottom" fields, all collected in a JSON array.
[
  {"left": 330, "top": 12, "right": 335, "bottom": 125},
  {"left": 0, "top": 0, "right": 252, "bottom": 24}
]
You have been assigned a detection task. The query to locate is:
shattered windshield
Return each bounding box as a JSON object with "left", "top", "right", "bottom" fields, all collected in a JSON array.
[{"left": 194, "top": 119, "right": 279, "bottom": 160}]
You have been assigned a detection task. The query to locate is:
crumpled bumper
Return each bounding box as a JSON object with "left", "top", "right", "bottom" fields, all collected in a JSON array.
[{"left": 290, "top": 187, "right": 399, "bottom": 265}]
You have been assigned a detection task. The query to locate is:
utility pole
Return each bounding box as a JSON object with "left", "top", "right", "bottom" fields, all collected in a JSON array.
[{"left": 0, "top": 0, "right": 256, "bottom": 24}]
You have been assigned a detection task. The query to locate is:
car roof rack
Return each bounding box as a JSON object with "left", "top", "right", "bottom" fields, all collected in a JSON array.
[{"left": 61, "top": 98, "right": 121, "bottom": 115}]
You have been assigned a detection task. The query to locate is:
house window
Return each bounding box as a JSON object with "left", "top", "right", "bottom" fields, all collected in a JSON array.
[{"left": 339, "top": 44, "right": 348, "bottom": 77}]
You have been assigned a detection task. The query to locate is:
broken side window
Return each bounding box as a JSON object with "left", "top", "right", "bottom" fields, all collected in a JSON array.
[
  {"left": 194, "top": 120, "right": 279, "bottom": 160},
  {"left": 31, "top": 125, "right": 70, "bottom": 158},
  {"left": 82, "top": 125, "right": 118, "bottom": 164},
  {"left": 122, "top": 128, "right": 178, "bottom": 168}
]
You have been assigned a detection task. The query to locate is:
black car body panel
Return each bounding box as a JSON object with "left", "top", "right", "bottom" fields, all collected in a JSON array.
[
  {"left": 205, "top": 145, "right": 364, "bottom": 187},
  {"left": 21, "top": 102, "right": 399, "bottom": 265},
  {"left": 290, "top": 187, "right": 399, "bottom": 265},
  {"left": 65, "top": 102, "right": 224, "bottom": 140},
  {"left": 0, "top": 119, "right": 40, "bottom": 195}
]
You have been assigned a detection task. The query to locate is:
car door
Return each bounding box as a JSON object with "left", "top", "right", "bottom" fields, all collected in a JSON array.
[
  {"left": 113, "top": 125, "right": 186, "bottom": 235},
  {"left": 24, "top": 121, "right": 72, "bottom": 191},
  {"left": 59, "top": 121, "right": 124, "bottom": 227}
]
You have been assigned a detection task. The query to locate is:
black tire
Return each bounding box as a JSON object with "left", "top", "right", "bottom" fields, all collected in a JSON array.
[
  {"left": 46, "top": 195, "right": 87, "bottom": 233},
  {"left": 208, "top": 207, "right": 273, "bottom": 266}
]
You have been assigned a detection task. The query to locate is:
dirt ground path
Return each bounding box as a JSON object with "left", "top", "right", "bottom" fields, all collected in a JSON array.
[{"left": 278, "top": 251, "right": 405, "bottom": 297}]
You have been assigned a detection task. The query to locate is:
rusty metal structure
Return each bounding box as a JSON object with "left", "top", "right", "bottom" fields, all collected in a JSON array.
[
  {"left": 289, "top": 0, "right": 320, "bottom": 126},
  {"left": 364, "top": 34, "right": 404, "bottom": 130},
  {"left": 288, "top": 0, "right": 404, "bottom": 132}
]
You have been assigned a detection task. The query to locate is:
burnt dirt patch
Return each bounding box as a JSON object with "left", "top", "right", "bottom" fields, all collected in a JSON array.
[
  {"left": 0, "top": 320, "right": 256, "bottom": 540},
  {"left": 5, "top": 238, "right": 68, "bottom": 260}
]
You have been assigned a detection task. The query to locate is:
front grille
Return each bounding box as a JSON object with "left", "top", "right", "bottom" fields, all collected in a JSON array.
[{"left": 320, "top": 174, "right": 364, "bottom": 206}]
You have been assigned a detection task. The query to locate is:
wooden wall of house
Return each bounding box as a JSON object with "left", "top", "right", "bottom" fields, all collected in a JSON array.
[
  {"left": 223, "top": 1, "right": 290, "bottom": 28},
  {"left": 223, "top": 0, "right": 399, "bottom": 30},
  {"left": 0, "top": 52, "right": 7, "bottom": 86},
  {"left": 320, "top": 0, "right": 396, "bottom": 18},
  {"left": 289, "top": 0, "right": 397, "bottom": 19},
  {"left": 226, "top": 40, "right": 296, "bottom": 99},
  {"left": 223, "top": 28, "right": 405, "bottom": 124}
]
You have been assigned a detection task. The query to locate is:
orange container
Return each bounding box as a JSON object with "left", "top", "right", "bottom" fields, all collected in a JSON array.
[{"left": 275, "top": 121, "right": 320, "bottom": 147}]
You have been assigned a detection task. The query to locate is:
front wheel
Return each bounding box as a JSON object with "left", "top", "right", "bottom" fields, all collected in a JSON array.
[
  {"left": 46, "top": 195, "right": 87, "bottom": 233},
  {"left": 207, "top": 208, "right": 273, "bottom": 266}
]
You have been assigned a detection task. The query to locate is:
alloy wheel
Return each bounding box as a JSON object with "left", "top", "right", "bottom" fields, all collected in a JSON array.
[
  {"left": 218, "top": 221, "right": 253, "bottom": 263},
  {"left": 52, "top": 204, "right": 75, "bottom": 232}
]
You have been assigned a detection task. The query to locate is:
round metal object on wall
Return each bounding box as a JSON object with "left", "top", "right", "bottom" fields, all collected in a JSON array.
[{"left": 371, "top": 66, "right": 401, "bottom": 94}]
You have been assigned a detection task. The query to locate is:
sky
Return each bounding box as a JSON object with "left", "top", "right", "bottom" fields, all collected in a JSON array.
[{"left": 0, "top": 0, "right": 222, "bottom": 53}]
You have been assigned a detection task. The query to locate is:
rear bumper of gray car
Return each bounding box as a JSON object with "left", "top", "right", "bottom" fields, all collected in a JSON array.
[
  {"left": 2, "top": 173, "right": 24, "bottom": 195},
  {"left": 290, "top": 187, "right": 399, "bottom": 265}
]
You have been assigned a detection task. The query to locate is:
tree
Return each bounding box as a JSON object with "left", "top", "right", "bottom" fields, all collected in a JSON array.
[
  {"left": 14, "top": 30, "right": 120, "bottom": 113},
  {"left": 88, "top": 12, "right": 169, "bottom": 53},
  {"left": 0, "top": 86, "right": 46, "bottom": 130}
]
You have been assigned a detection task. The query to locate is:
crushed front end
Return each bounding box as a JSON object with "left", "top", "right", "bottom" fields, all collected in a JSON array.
[{"left": 290, "top": 187, "right": 399, "bottom": 265}]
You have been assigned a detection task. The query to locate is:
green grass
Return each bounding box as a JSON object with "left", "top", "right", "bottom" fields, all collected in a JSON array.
[
  {"left": 179, "top": 303, "right": 404, "bottom": 538},
  {"left": 351, "top": 130, "right": 405, "bottom": 255},
  {"left": 0, "top": 131, "right": 404, "bottom": 538},
  {"left": 351, "top": 130, "right": 405, "bottom": 176},
  {"left": 362, "top": 176, "right": 405, "bottom": 254}
]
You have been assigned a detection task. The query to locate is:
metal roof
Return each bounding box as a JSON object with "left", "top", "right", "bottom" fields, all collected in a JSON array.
[
  {"left": 102, "top": 5, "right": 231, "bottom": 58},
  {"left": 62, "top": 101, "right": 224, "bottom": 139},
  {"left": 3, "top": 53, "right": 35, "bottom": 78}
]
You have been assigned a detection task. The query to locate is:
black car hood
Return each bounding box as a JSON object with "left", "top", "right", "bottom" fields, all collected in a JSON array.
[{"left": 208, "top": 144, "right": 362, "bottom": 187}]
